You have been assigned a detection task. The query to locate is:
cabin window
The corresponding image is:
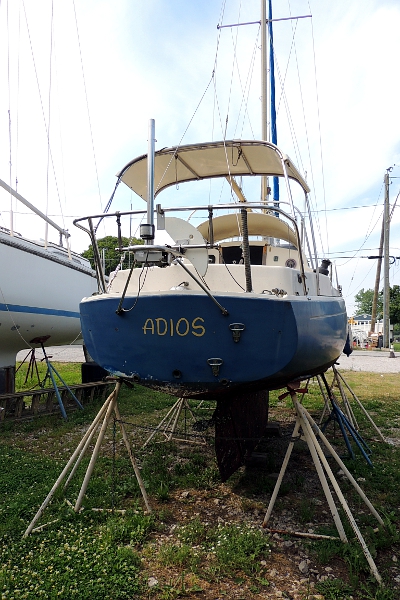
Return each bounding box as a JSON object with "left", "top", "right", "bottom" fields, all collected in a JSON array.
[
  {"left": 222, "top": 246, "right": 242, "bottom": 264},
  {"left": 221, "top": 245, "right": 263, "bottom": 265}
]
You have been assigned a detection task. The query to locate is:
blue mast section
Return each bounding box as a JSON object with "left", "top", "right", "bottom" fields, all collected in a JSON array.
[{"left": 268, "top": 0, "right": 279, "bottom": 207}]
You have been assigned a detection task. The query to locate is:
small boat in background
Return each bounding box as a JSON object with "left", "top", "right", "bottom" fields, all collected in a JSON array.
[
  {"left": 0, "top": 2, "right": 100, "bottom": 395},
  {"left": 0, "top": 179, "right": 97, "bottom": 394}
]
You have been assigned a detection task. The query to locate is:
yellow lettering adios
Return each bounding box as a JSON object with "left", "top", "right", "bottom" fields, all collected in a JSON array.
[
  {"left": 142, "top": 319, "right": 154, "bottom": 334},
  {"left": 142, "top": 317, "right": 206, "bottom": 337},
  {"left": 191, "top": 317, "right": 205, "bottom": 337}
]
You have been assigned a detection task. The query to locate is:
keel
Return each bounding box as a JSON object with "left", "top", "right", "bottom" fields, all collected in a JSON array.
[{"left": 214, "top": 390, "right": 269, "bottom": 481}]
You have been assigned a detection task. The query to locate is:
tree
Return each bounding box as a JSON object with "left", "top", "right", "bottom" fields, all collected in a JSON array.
[
  {"left": 389, "top": 285, "right": 400, "bottom": 326},
  {"left": 354, "top": 288, "right": 382, "bottom": 317},
  {"left": 81, "top": 235, "right": 143, "bottom": 275},
  {"left": 354, "top": 286, "right": 400, "bottom": 326}
]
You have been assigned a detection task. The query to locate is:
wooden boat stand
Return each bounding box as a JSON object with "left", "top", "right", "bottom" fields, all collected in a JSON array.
[
  {"left": 142, "top": 397, "right": 212, "bottom": 448},
  {"left": 24, "top": 379, "right": 151, "bottom": 538},
  {"left": 262, "top": 383, "right": 383, "bottom": 584}
]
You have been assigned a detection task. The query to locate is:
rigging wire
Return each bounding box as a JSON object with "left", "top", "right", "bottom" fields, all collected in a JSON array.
[
  {"left": 276, "top": 5, "right": 326, "bottom": 258},
  {"left": 72, "top": 0, "right": 103, "bottom": 214},
  {"left": 232, "top": 26, "right": 259, "bottom": 139},
  {"left": 44, "top": 0, "right": 54, "bottom": 248},
  {"left": 6, "top": 0, "right": 14, "bottom": 234},
  {"left": 307, "top": 1, "right": 329, "bottom": 255},
  {"left": 21, "top": 0, "right": 63, "bottom": 231},
  {"left": 223, "top": 1, "right": 242, "bottom": 139}
]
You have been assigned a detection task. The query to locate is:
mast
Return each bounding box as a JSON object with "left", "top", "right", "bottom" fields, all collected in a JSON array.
[
  {"left": 268, "top": 0, "right": 279, "bottom": 211},
  {"left": 261, "top": 0, "right": 279, "bottom": 210},
  {"left": 261, "top": 0, "right": 268, "bottom": 204}
]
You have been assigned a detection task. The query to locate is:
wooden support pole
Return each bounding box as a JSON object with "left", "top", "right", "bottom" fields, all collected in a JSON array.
[
  {"left": 114, "top": 404, "right": 151, "bottom": 513},
  {"left": 332, "top": 366, "right": 358, "bottom": 430},
  {"left": 74, "top": 383, "right": 120, "bottom": 512},
  {"left": 63, "top": 398, "right": 111, "bottom": 490},
  {"left": 167, "top": 398, "right": 185, "bottom": 441},
  {"left": 299, "top": 403, "right": 384, "bottom": 527},
  {"left": 142, "top": 398, "right": 184, "bottom": 447},
  {"left": 292, "top": 395, "right": 348, "bottom": 542},
  {"left": 24, "top": 389, "right": 117, "bottom": 537},
  {"left": 293, "top": 393, "right": 382, "bottom": 583},
  {"left": 263, "top": 387, "right": 383, "bottom": 585},
  {"left": 262, "top": 419, "right": 301, "bottom": 528}
]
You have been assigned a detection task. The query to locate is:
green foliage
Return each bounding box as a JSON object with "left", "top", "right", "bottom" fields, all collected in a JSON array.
[
  {"left": 354, "top": 285, "right": 400, "bottom": 325},
  {"left": 159, "top": 543, "right": 200, "bottom": 570},
  {"left": 15, "top": 361, "right": 82, "bottom": 392},
  {"left": 81, "top": 235, "right": 143, "bottom": 275},
  {"left": 315, "top": 578, "right": 353, "bottom": 599},
  {"left": 354, "top": 288, "right": 381, "bottom": 317},
  {"left": 0, "top": 521, "right": 142, "bottom": 599},
  {"left": 162, "top": 522, "right": 270, "bottom": 577},
  {"left": 105, "top": 512, "right": 154, "bottom": 546},
  {"left": 210, "top": 524, "right": 270, "bottom": 575},
  {"left": 2, "top": 367, "right": 400, "bottom": 599},
  {"left": 177, "top": 518, "right": 207, "bottom": 545},
  {"left": 389, "top": 284, "right": 400, "bottom": 325},
  {"left": 0, "top": 448, "right": 145, "bottom": 598}
]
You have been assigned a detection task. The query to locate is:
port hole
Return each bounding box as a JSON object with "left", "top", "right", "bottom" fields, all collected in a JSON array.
[{"left": 172, "top": 370, "right": 182, "bottom": 379}]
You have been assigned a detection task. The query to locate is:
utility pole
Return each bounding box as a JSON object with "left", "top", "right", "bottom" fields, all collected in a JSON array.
[
  {"left": 383, "top": 169, "right": 391, "bottom": 347},
  {"left": 370, "top": 219, "right": 384, "bottom": 334}
]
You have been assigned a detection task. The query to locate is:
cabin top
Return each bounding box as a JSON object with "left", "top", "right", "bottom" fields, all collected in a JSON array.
[{"left": 197, "top": 212, "right": 298, "bottom": 247}]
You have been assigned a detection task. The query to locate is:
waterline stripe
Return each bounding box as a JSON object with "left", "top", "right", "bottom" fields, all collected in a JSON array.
[{"left": 0, "top": 303, "right": 80, "bottom": 319}]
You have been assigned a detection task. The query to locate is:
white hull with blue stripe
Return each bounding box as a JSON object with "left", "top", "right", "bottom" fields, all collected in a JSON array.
[{"left": 0, "top": 229, "right": 97, "bottom": 389}]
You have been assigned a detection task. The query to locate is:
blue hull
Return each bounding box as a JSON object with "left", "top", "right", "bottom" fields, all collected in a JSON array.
[{"left": 80, "top": 292, "right": 347, "bottom": 398}]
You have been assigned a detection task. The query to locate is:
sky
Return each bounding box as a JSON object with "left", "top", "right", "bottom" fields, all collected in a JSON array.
[{"left": 0, "top": 0, "right": 400, "bottom": 316}]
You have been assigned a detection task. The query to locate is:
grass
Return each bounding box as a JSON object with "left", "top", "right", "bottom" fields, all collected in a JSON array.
[
  {"left": 1, "top": 369, "right": 400, "bottom": 598},
  {"left": 15, "top": 361, "right": 82, "bottom": 392}
]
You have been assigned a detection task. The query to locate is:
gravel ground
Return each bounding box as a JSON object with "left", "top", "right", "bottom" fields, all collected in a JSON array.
[
  {"left": 16, "top": 345, "right": 85, "bottom": 363},
  {"left": 17, "top": 346, "right": 400, "bottom": 373},
  {"left": 336, "top": 349, "right": 400, "bottom": 373}
]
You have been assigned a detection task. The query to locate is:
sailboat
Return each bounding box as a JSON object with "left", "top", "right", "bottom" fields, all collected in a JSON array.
[
  {"left": 75, "top": 2, "right": 348, "bottom": 479},
  {"left": 0, "top": 3, "right": 99, "bottom": 394},
  {"left": 0, "top": 179, "right": 97, "bottom": 394}
]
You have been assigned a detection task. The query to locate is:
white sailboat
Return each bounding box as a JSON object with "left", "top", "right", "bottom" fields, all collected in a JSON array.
[
  {"left": 0, "top": 179, "right": 97, "bottom": 393},
  {"left": 0, "top": 3, "right": 99, "bottom": 394}
]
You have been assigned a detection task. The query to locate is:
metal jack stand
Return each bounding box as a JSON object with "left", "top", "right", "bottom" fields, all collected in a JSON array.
[
  {"left": 262, "top": 384, "right": 383, "bottom": 584},
  {"left": 30, "top": 336, "right": 83, "bottom": 419},
  {"left": 319, "top": 371, "right": 373, "bottom": 466},
  {"left": 325, "top": 366, "right": 386, "bottom": 443},
  {"left": 15, "top": 348, "right": 41, "bottom": 386},
  {"left": 142, "top": 397, "right": 211, "bottom": 448},
  {"left": 24, "top": 380, "right": 151, "bottom": 537}
]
